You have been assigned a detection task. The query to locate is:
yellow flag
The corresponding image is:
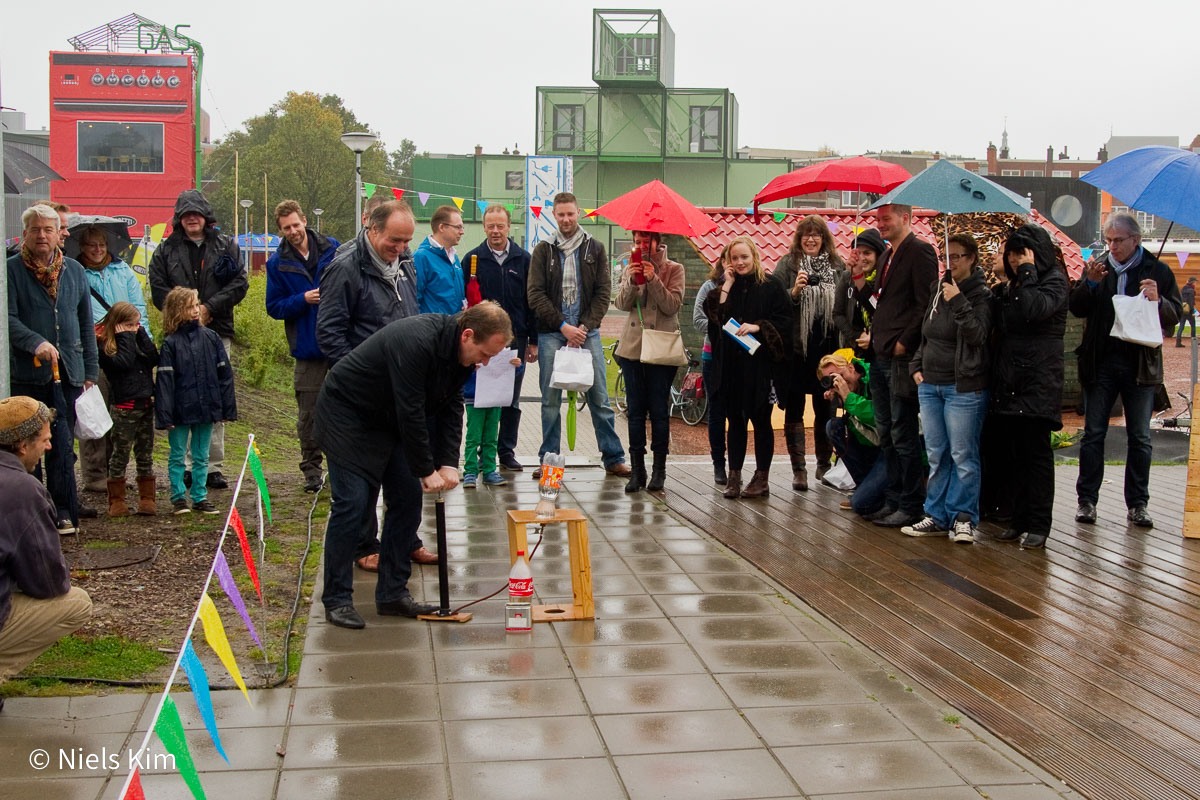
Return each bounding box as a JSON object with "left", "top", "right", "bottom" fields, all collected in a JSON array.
[
  {"left": 452, "top": 197, "right": 465, "bottom": 210},
  {"left": 198, "top": 593, "right": 252, "bottom": 707}
]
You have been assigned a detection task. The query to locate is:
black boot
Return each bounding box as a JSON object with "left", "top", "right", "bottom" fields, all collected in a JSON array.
[
  {"left": 647, "top": 453, "right": 667, "bottom": 492},
  {"left": 624, "top": 453, "right": 647, "bottom": 493},
  {"left": 713, "top": 460, "right": 728, "bottom": 485}
]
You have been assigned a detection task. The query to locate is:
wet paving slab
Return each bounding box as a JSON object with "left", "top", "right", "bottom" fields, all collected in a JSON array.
[{"left": 0, "top": 466, "right": 1074, "bottom": 799}]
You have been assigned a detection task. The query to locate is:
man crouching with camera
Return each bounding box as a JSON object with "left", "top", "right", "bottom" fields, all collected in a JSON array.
[{"left": 818, "top": 351, "right": 887, "bottom": 517}]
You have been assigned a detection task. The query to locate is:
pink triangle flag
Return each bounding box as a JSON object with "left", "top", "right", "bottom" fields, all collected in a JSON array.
[
  {"left": 418, "top": 192, "right": 431, "bottom": 206},
  {"left": 1178, "top": 252, "right": 1190, "bottom": 269}
]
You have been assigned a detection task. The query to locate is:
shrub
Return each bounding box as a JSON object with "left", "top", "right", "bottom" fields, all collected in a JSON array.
[{"left": 233, "top": 273, "right": 293, "bottom": 389}]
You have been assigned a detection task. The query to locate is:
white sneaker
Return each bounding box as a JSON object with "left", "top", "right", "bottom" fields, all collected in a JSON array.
[
  {"left": 901, "top": 516, "right": 945, "bottom": 537},
  {"left": 951, "top": 519, "right": 975, "bottom": 544}
]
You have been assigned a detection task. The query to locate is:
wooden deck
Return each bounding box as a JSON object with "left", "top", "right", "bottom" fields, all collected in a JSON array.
[{"left": 662, "top": 463, "right": 1200, "bottom": 800}]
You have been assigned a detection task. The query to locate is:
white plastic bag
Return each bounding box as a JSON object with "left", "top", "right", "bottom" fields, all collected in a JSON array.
[
  {"left": 550, "top": 346, "right": 594, "bottom": 392},
  {"left": 821, "top": 459, "right": 856, "bottom": 491},
  {"left": 74, "top": 384, "right": 113, "bottom": 440},
  {"left": 1110, "top": 291, "right": 1163, "bottom": 348}
]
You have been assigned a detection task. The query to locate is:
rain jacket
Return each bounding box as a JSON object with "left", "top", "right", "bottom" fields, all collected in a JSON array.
[
  {"left": 910, "top": 267, "right": 993, "bottom": 393},
  {"left": 316, "top": 229, "right": 417, "bottom": 363},
  {"left": 82, "top": 259, "right": 150, "bottom": 336},
  {"left": 459, "top": 238, "right": 536, "bottom": 342},
  {"left": 6, "top": 252, "right": 98, "bottom": 387},
  {"left": 265, "top": 230, "right": 341, "bottom": 360},
  {"left": 155, "top": 320, "right": 237, "bottom": 429},
  {"left": 148, "top": 190, "right": 247, "bottom": 340},
  {"left": 99, "top": 327, "right": 159, "bottom": 406},
  {"left": 414, "top": 236, "right": 465, "bottom": 314}
]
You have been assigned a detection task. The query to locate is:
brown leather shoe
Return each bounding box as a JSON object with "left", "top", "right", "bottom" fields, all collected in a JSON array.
[
  {"left": 791, "top": 468, "right": 808, "bottom": 491},
  {"left": 741, "top": 470, "right": 771, "bottom": 498},
  {"left": 410, "top": 546, "right": 440, "bottom": 565},
  {"left": 723, "top": 469, "right": 742, "bottom": 499},
  {"left": 605, "top": 462, "right": 632, "bottom": 478},
  {"left": 355, "top": 553, "right": 379, "bottom": 572}
]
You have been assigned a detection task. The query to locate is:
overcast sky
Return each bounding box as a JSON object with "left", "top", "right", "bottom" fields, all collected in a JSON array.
[{"left": 3, "top": 0, "right": 1196, "bottom": 162}]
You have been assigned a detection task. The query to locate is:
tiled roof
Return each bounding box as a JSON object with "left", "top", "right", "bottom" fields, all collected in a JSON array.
[{"left": 687, "top": 207, "right": 1084, "bottom": 280}]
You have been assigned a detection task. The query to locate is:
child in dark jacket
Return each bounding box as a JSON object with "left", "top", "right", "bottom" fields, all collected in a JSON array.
[
  {"left": 98, "top": 302, "right": 159, "bottom": 517},
  {"left": 155, "top": 287, "right": 237, "bottom": 515}
]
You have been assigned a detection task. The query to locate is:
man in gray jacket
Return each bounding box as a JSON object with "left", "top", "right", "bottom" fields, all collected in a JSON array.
[{"left": 6, "top": 205, "right": 98, "bottom": 533}]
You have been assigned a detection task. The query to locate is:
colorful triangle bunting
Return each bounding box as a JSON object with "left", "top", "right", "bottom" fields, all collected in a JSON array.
[
  {"left": 228, "top": 508, "right": 261, "bottom": 602},
  {"left": 213, "top": 550, "right": 261, "bottom": 647},
  {"left": 391, "top": 187, "right": 404, "bottom": 201},
  {"left": 1178, "top": 252, "right": 1189, "bottom": 269},
  {"left": 477, "top": 200, "right": 489, "bottom": 214},
  {"left": 504, "top": 203, "right": 515, "bottom": 213},
  {"left": 583, "top": 208, "right": 596, "bottom": 217},
  {"left": 772, "top": 212, "right": 786, "bottom": 223},
  {"left": 530, "top": 206, "right": 542, "bottom": 219},
  {"left": 122, "top": 767, "right": 146, "bottom": 800},
  {"left": 452, "top": 197, "right": 465, "bottom": 210},
  {"left": 418, "top": 191, "right": 431, "bottom": 205},
  {"left": 153, "top": 696, "right": 208, "bottom": 800},
  {"left": 198, "top": 593, "right": 252, "bottom": 706},
  {"left": 180, "top": 641, "right": 229, "bottom": 763},
  {"left": 247, "top": 445, "right": 271, "bottom": 522},
  {"left": 363, "top": 183, "right": 377, "bottom": 199}
]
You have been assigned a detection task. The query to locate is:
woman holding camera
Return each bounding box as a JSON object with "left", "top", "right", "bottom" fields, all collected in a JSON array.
[
  {"left": 703, "top": 237, "right": 791, "bottom": 499},
  {"left": 773, "top": 215, "right": 845, "bottom": 490},
  {"left": 987, "top": 224, "right": 1068, "bottom": 550},
  {"left": 614, "top": 230, "right": 685, "bottom": 493},
  {"left": 905, "top": 234, "right": 993, "bottom": 543}
]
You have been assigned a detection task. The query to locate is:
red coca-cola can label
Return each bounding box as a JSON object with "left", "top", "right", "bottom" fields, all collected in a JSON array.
[{"left": 509, "top": 578, "right": 533, "bottom": 598}]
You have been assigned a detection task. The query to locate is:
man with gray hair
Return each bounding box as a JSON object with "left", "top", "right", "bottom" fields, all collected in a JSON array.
[
  {"left": 1071, "top": 212, "right": 1182, "bottom": 529},
  {"left": 0, "top": 396, "right": 93, "bottom": 706},
  {"left": 7, "top": 205, "right": 99, "bottom": 534}
]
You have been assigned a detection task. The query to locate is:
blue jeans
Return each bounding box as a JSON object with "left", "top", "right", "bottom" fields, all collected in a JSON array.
[
  {"left": 617, "top": 356, "right": 676, "bottom": 456},
  {"left": 12, "top": 380, "right": 82, "bottom": 523},
  {"left": 168, "top": 424, "right": 212, "bottom": 503},
  {"left": 870, "top": 357, "right": 925, "bottom": 514},
  {"left": 827, "top": 417, "right": 888, "bottom": 516},
  {"left": 323, "top": 449, "right": 422, "bottom": 612},
  {"left": 918, "top": 383, "right": 988, "bottom": 526},
  {"left": 537, "top": 331, "right": 626, "bottom": 467},
  {"left": 1076, "top": 356, "right": 1155, "bottom": 508}
]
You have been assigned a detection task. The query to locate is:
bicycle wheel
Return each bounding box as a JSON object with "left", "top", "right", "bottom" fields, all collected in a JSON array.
[
  {"left": 681, "top": 394, "right": 707, "bottom": 426},
  {"left": 613, "top": 372, "right": 627, "bottom": 413}
]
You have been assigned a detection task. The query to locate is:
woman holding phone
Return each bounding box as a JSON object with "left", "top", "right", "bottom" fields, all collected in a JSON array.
[{"left": 905, "top": 234, "right": 993, "bottom": 542}]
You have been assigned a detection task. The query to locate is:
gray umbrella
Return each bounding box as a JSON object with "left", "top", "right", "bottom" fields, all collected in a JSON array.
[
  {"left": 65, "top": 214, "right": 133, "bottom": 262},
  {"left": 3, "top": 142, "right": 64, "bottom": 195}
]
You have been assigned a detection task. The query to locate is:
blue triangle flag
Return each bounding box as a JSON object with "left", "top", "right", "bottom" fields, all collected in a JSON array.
[
  {"left": 477, "top": 200, "right": 489, "bottom": 214},
  {"left": 181, "top": 640, "right": 230, "bottom": 763}
]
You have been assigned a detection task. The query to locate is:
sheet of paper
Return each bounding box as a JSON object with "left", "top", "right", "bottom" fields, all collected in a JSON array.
[
  {"left": 474, "top": 348, "right": 517, "bottom": 408},
  {"left": 721, "top": 318, "right": 761, "bottom": 355}
]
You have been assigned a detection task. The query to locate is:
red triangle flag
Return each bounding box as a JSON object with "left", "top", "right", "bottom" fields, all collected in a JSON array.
[
  {"left": 229, "top": 508, "right": 262, "bottom": 602},
  {"left": 122, "top": 768, "right": 146, "bottom": 800},
  {"left": 531, "top": 206, "right": 542, "bottom": 219},
  {"left": 391, "top": 187, "right": 404, "bottom": 200}
]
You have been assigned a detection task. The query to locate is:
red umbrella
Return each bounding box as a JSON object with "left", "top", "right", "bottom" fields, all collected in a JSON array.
[
  {"left": 590, "top": 179, "right": 717, "bottom": 237},
  {"left": 752, "top": 156, "right": 911, "bottom": 213}
]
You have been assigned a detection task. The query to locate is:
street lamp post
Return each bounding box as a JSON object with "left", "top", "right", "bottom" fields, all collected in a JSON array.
[
  {"left": 340, "top": 131, "right": 379, "bottom": 234},
  {"left": 239, "top": 199, "right": 253, "bottom": 268},
  {"left": 313, "top": 207, "right": 324, "bottom": 233}
]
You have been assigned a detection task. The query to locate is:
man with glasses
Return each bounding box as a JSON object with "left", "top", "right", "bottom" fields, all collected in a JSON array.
[
  {"left": 460, "top": 205, "right": 537, "bottom": 470},
  {"left": 415, "top": 206, "right": 466, "bottom": 314},
  {"left": 1071, "top": 212, "right": 1182, "bottom": 529}
]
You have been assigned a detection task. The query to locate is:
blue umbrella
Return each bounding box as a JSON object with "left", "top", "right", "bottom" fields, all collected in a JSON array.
[
  {"left": 868, "top": 159, "right": 1031, "bottom": 215},
  {"left": 1080, "top": 146, "right": 1200, "bottom": 233}
]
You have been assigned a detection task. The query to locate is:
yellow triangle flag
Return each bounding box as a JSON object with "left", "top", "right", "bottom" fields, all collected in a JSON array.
[
  {"left": 583, "top": 208, "right": 596, "bottom": 217},
  {"left": 452, "top": 197, "right": 465, "bottom": 210},
  {"left": 198, "top": 593, "right": 252, "bottom": 706}
]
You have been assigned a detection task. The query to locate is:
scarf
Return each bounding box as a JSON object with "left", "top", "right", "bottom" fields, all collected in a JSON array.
[
  {"left": 366, "top": 232, "right": 401, "bottom": 285},
  {"left": 790, "top": 252, "right": 838, "bottom": 358},
  {"left": 555, "top": 227, "right": 586, "bottom": 307},
  {"left": 21, "top": 243, "right": 64, "bottom": 300},
  {"left": 1108, "top": 247, "right": 1144, "bottom": 296}
]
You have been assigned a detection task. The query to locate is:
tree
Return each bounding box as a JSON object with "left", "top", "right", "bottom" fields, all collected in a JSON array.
[{"left": 203, "top": 92, "right": 405, "bottom": 243}]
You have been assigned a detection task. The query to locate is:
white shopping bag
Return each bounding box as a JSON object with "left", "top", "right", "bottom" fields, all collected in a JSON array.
[
  {"left": 74, "top": 384, "right": 113, "bottom": 440},
  {"left": 1110, "top": 291, "right": 1163, "bottom": 348},
  {"left": 549, "top": 346, "right": 594, "bottom": 392},
  {"left": 822, "top": 460, "right": 856, "bottom": 491}
]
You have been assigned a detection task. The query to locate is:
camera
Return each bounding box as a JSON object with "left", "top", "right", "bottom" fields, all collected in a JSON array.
[{"left": 819, "top": 375, "right": 835, "bottom": 390}]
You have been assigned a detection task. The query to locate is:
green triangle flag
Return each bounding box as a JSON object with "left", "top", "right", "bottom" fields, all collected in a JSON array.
[
  {"left": 247, "top": 445, "right": 272, "bottom": 522},
  {"left": 153, "top": 695, "right": 208, "bottom": 800},
  {"left": 773, "top": 212, "right": 786, "bottom": 223},
  {"left": 504, "top": 203, "right": 515, "bottom": 213},
  {"left": 363, "top": 183, "right": 377, "bottom": 198}
]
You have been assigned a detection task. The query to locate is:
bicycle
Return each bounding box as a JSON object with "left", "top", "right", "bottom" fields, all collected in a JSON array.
[{"left": 669, "top": 349, "right": 707, "bottom": 426}]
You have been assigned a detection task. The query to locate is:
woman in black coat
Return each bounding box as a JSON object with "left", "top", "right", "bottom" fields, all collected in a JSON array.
[
  {"left": 986, "top": 224, "right": 1068, "bottom": 550},
  {"left": 704, "top": 236, "right": 792, "bottom": 499}
]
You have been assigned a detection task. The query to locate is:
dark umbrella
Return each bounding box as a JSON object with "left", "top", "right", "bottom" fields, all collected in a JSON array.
[
  {"left": 3, "top": 142, "right": 64, "bottom": 195},
  {"left": 64, "top": 215, "right": 134, "bottom": 262}
]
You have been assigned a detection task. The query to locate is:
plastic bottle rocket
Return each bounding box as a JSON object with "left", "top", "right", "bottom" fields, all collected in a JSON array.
[
  {"left": 535, "top": 452, "right": 567, "bottom": 518},
  {"left": 505, "top": 550, "right": 533, "bottom": 632},
  {"left": 466, "top": 254, "right": 483, "bottom": 307}
]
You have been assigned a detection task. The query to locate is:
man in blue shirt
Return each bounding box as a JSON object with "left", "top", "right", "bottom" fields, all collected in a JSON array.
[{"left": 414, "top": 206, "right": 466, "bottom": 314}]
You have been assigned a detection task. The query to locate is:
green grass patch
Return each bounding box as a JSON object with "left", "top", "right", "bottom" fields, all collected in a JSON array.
[
  {"left": 83, "top": 540, "right": 127, "bottom": 550},
  {"left": 19, "top": 635, "right": 169, "bottom": 683}
]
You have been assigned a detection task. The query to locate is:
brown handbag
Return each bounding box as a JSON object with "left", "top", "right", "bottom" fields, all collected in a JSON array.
[{"left": 635, "top": 296, "right": 686, "bottom": 367}]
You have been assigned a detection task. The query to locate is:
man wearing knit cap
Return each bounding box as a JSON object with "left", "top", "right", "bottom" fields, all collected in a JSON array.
[{"left": 0, "top": 397, "right": 93, "bottom": 708}]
